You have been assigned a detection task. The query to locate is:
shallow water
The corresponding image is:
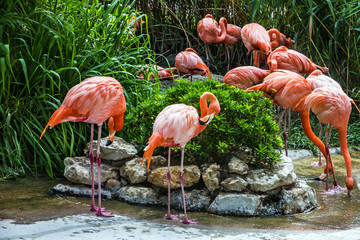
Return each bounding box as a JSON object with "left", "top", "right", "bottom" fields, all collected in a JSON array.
[{"left": 1, "top": 153, "right": 360, "bottom": 231}]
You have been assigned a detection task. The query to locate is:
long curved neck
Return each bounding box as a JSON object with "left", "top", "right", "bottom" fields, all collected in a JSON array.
[
  {"left": 299, "top": 111, "right": 327, "bottom": 157},
  {"left": 217, "top": 17, "right": 227, "bottom": 42},
  {"left": 268, "top": 29, "right": 281, "bottom": 50},
  {"left": 338, "top": 126, "right": 352, "bottom": 178}
]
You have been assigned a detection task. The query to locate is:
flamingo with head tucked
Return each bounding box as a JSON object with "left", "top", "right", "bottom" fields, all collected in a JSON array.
[
  {"left": 224, "top": 66, "right": 270, "bottom": 89},
  {"left": 197, "top": 14, "right": 227, "bottom": 68},
  {"left": 175, "top": 48, "right": 211, "bottom": 81},
  {"left": 141, "top": 92, "right": 220, "bottom": 224},
  {"left": 40, "top": 76, "right": 126, "bottom": 217}
]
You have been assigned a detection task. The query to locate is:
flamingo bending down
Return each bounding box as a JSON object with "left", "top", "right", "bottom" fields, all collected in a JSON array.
[
  {"left": 197, "top": 14, "right": 227, "bottom": 67},
  {"left": 175, "top": 48, "right": 211, "bottom": 81},
  {"left": 241, "top": 23, "right": 280, "bottom": 67},
  {"left": 306, "top": 70, "right": 342, "bottom": 166},
  {"left": 40, "top": 77, "right": 126, "bottom": 217},
  {"left": 141, "top": 92, "right": 220, "bottom": 224},
  {"left": 267, "top": 46, "right": 328, "bottom": 74},
  {"left": 304, "top": 86, "right": 358, "bottom": 195},
  {"left": 224, "top": 66, "right": 270, "bottom": 89}
]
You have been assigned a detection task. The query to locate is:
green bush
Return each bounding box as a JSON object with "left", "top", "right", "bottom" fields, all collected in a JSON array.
[{"left": 124, "top": 78, "right": 283, "bottom": 168}]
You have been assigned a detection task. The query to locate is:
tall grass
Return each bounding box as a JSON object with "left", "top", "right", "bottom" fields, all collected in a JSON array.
[{"left": 0, "top": 0, "right": 156, "bottom": 179}]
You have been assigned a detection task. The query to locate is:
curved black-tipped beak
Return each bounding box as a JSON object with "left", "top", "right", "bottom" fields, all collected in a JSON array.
[{"left": 105, "top": 140, "right": 113, "bottom": 146}]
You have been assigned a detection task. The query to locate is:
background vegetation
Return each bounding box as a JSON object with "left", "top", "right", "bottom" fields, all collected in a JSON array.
[{"left": 1, "top": 0, "right": 359, "bottom": 179}]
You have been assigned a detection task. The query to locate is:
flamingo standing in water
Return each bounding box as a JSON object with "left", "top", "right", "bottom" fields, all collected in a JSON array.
[
  {"left": 304, "top": 86, "right": 359, "bottom": 195},
  {"left": 241, "top": 23, "right": 280, "bottom": 67},
  {"left": 306, "top": 70, "right": 342, "bottom": 167},
  {"left": 197, "top": 14, "right": 227, "bottom": 68},
  {"left": 40, "top": 76, "right": 126, "bottom": 217},
  {"left": 224, "top": 66, "right": 270, "bottom": 89},
  {"left": 141, "top": 92, "right": 220, "bottom": 224},
  {"left": 175, "top": 48, "right": 211, "bottom": 81},
  {"left": 267, "top": 46, "right": 328, "bottom": 74}
]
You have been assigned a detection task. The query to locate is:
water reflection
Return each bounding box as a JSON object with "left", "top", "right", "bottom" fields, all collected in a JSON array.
[{"left": 0, "top": 153, "right": 359, "bottom": 230}]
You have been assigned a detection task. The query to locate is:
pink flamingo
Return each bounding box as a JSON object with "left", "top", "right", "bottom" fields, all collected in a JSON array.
[
  {"left": 175, "top": 48, "right": 211, "bottom": 81},
  {"left": 222, "top": 21, "right": 242, "bottom": 71},
  {"left": 141, "top": 92, "right": 220, "bottom": 224},
  {"left": 40, "top": 77, "right": 126, "bottom": 217},
  {"left": 197, "top": 14, "right": 227, "bottom": 67},
  {"left": 224, "top": 66, "right": 270, "bottom": 89}
]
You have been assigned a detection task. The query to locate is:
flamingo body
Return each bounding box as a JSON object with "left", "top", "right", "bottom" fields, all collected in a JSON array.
[
  {"left": 224, "top": 66, "right": 270, "bottom": 89},
  {"left": 142, "top": 92, "right": 220, "bottom": 224},
  {"left": 267, "top": 46, "right": 329, "bottom": 74},
  {"left": 197, "top": 14, "right": 227, "bottom": 44},
  {"left": 41, "top": 76, "right": 126, "bottom": 217},
  {"left": 175, "top": 48, "right": 211, "bottom": 80},
  {"left": 241, "top": 23, "right": 271, "bottom": 56}
]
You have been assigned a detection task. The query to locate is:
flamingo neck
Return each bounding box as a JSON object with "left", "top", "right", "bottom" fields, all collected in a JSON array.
[
  {"left": 218, "top": 17, "right": 227, "bottom": 42},
  {"left": 299, "top": 111, "right": 326, "bottom": 157},
  {"left": 337, "top": 127, "right": 352, "bottom": 178}
]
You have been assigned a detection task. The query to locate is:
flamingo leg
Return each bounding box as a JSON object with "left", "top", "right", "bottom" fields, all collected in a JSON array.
[
  {"left": 165, "top": 147, "right": 179, "bottom": 220},
  {"left": 89, "top": 124, "right": 105, "bottom": 212},
  {"left": 226, "top": 46, "right": 230, "bottom": 72},
  {"left": 179, "top": 147, "right": 197, "bottom": 224},
  {"left": 288, "top": 109, "right": 291, "bottom": 136},
  {"left": 283, "top": 109, "right": 288, "bottom": 157},
  {"left": 95, "top": 124, "right": 113, "bottom": 217},
  {"left": 205, "top": 43, "right": 210, "bottom": 68},
  {"left": 324, "top": 125, "right": 342, "bottom": 191}
]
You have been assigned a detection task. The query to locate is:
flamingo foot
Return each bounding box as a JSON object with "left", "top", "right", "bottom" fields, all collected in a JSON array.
[
  {"left": 165, "top": 213, "right": 180, "bottom": 221},
  {"left": 181, "top": 218, "right": 198, "bottom": 224},
  {"left": 324, "top": 189, "right": 337, "bottom": 195},
  {"left": 311, "top": 161, "right": 323, "bottom": 166},
  {"left": 96, "top": 209, "right": 114, "bottom": 217},
  {"left": 90, "top": 203, "right": 105, "bottom": 212},
  {"left": 332, "top": 184, "right": 344, "bottom": 191}
]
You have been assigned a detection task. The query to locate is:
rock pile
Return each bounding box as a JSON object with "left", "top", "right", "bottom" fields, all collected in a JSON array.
[{"left": 52, "top": 136, "right": 317, "bottom": 216}]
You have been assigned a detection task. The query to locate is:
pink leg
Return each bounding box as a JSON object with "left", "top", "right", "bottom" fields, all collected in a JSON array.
[
  {"left": 226, "top": 46, "right": 230, "bottom": 72},
  {"left": 179, "top": 147, "right": 197, "bottom": 224},
  {"left": 165, "top": 147, "right": 180, "bottom": 220},
  {"left": 89, "top": 124, "right": 104, "bottom": 212},
  {"left": 282, "top": 109, "right": 288, "bottom": 157},
  {"left": 95, "top": 124, "right": 113, "bottom": 217}
]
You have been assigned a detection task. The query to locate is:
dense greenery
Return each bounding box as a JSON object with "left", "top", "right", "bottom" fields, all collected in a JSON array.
[
  {"left": 124, "top": 79, "right": 283, "bottom": 167},
  {"left": 0, "top": 0, "right": 156, "bottom": 178}
]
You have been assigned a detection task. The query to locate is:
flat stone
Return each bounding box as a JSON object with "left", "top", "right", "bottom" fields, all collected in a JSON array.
[
  {"left": 147, "top": 165, "right": 200, "bottom": 189},
  {"left": 63, "top": 157, "right": 119, "bottom": 186},
  {"left": 286, "top": 149, "right": 313, "bottom": 161},
  {"left": 228, "top": 156, "right": 249, "bottom": 175},
  {"left": 159, "top": 189, "right": 211, "bottom": 211},
  {"left": 207, "top": 193, "right": 265, "bottom": 216},
  {"left": 117, "top": 186, "right": 157, "bottom": 205},
  {"left": 84, "top": 137, "right": 137, "bottom": 161},
  {"left": 202, "top": 164, "right": 220, "bottom": 192},
  {"left": 120, "top": 157, "right": 147, "bottom": 184},
  {"left": 221, "top": 176, "right": 248, "bottom": 192},
  {"left": 246, "top": 155, "right": 297, "bottom": 192},
  {"left": 51, "top": 183, "right": 112, "bottom": 199},
  {"left": 280, "top": 179, "right": 317, "bottom": 214}
]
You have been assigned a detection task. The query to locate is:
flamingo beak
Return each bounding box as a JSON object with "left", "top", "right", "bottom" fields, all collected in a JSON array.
[{"left": 199, "top": 113, "right": 215, "bottom": 125}]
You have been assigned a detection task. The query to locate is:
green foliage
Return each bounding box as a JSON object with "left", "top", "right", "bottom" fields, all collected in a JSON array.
[
  {"left": 0, "top": 0, "right": 155, "bottom": 178},
  {"left": 124, "top": 78, "right": 283, "bottom": 168}
]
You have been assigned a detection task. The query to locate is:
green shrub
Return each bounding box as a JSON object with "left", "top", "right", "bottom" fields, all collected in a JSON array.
[{"left": 124, "top": 78, "right": 283, "bottom": 168}]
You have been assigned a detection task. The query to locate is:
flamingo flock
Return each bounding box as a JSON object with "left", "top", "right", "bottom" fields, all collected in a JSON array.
[{"left": 40, "top": 13, "right": 358, "bottom": 225}]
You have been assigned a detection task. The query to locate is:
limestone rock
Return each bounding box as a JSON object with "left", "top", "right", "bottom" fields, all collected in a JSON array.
[
  {"left": 208, "top": 193, "right": 265, "bottom": 216},
  {"left": 147, "top": 165, "right": 200, "bottom": 189},
  {"left": 159, "top": 189, "right": 211, "bottom": 211},
  {"left": 148, "top": 155, "right": 168, "bottom": 170},
  {"left": 246, "top": 155, "right": 297, "bottom": 192},
  {"left": 280, "top": 179, "right": 317, "bottom": 214},
  {"left": 85, "top": 137, "right": 137, "bottom": 161},
  {"left": 63, "top": 157, "right": 119, "bottom": 186},
  {"left": 51, "top": 183, "right": 112, "bottom": 199},
  {"left": 105, "top": 179, "right": 122, "bottom": 193},
  {"left": 120, "top": 157, "right": 147, "bottom": 184},
  {"left": 117, "top": 186, "right": 157, "bottom": 205},
  {"left": 228, "top": 156, "right": 249, "bottom": 175},
  {"left": 202, "top": 164, "right": 220, "bottom": 192},
  {"left": 221, "top": 176, "right": 248, "bottom": 192}
]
